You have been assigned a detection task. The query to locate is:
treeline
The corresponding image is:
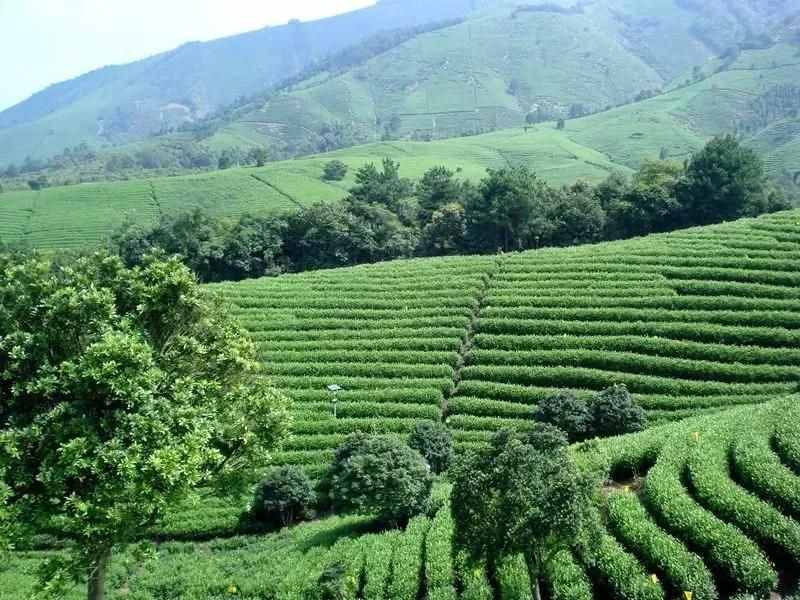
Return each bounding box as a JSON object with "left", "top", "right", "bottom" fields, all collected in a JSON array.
[{"left": 113, "top": 135, "right": 789, "bottom": 283}]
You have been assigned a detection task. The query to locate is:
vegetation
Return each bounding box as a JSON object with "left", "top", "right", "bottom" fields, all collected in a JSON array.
[
  {"left": 250, "top": 466, "right": 316, "bottom": 527},
  {"left": 109, "top": 138, "right": 788, "bottom": 284},
  {"left": 408, "top": 420, "right": 454, "bottom": 474},
  {"left": 0, "top": 253, "right": 290, "bottom": 599},
  {"left": 321, "top": 434, "right": 433, "bottom": 527},
  {"left": 451, "top": 427, "right": 595, "bottom": 600}
]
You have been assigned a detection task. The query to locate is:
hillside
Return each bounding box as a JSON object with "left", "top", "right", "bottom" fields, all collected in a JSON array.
[
  {"left": 199, "top": 209, "right": 800, "bottom": 478},
  {"left": 0, "top": 0, "right": 484, "bottom": 167},
  {"left": 1, "top": 0, "right": 798, "bottom": 169},
  {"left": 3, "top": 40, "right": 800, "bottom": 254},
  {"left": 4, "top": 400, "right": 800, "bottom": 599},
  {"left": 6, "top": 207, "right": 800, "bottom": 598},
  {"left": 215, "top": 0, "right": 800, "bottom": 158}
]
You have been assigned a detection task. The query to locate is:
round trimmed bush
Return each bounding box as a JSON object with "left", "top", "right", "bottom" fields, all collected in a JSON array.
[
  {"left": 409, "top": 420, "right": 454, "bottom": 474},
  {"left": 534, "top": 390, "right": 590, "bottom": 441},
  {"left": 325, "top": 434, "right": 433, "bottom": 527},
  {"left": 590, "top": 384, "right": 647, "bottom": 437},
  {"left": 251, "top": 465, "right": 316, "bottom": 527}
]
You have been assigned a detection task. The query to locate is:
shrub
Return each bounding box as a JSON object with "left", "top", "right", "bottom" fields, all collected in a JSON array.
[
  {"left": 324, "top": 434, "right": 433, "bottom": 527},
  {"left": 309, "top": 562, "right": 357, "bottom": 600},
  {"left": 534, "top": 390, "right": 590, "bottom": 441},
  {"left": 590, "top": 384, "right": 647, "bottom": 437},
  {"left": 251, "top": 466, "right": 316, "bottom": 527},
  {"left": 408, "top": 420, "right": 454, "bottom": 474},
  {"left": 323, "top": 160, "right": 349, "bottom": 181}
]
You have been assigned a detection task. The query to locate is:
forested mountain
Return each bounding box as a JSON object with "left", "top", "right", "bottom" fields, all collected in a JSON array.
[{"left": 1, "top": 0, "right": 797, "bottom": 169}]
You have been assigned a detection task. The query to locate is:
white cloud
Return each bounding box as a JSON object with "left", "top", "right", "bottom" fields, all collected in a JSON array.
[{"left": 0, "top": 0, "right": 376, "bottom": 111}]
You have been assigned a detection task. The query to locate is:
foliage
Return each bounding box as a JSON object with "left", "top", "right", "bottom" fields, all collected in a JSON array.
[
  {"left": 534, "top": 390, "right": 591, "bottom": 441},
  {"left": 0, "top": 253, "right": 290, "bottom": 598},
  {"left": 251, "top": 466, "right": 316, "bottom": 527},
  {"left": 590, "top": 384, "right": 647, "bottom": 437},
  {"left": 349, "top": 158, "right": 414, "bottom": 212},
  {"left": 323, "top": 160, "right": 349, "bottom": 182},
  {"left": 677, "top": 135, "right": 788, "bottom": 225},
  {"left": 450, "top": 429, "right": 596, "bottom": 600},
  {"left": 322, "top": 434, "right": 432, "bottom": 527},
  {"left": 465, "top": 166, "right": 554, "bottom": 252},
  {"left": 408, "top": 420, "right": 454, "bottom": 474}
]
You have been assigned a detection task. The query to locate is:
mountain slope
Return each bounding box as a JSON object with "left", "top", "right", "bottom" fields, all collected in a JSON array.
[
  {"left": 2, "top": 0, "right": 798, "bottom": 169},
  {"left": 3, "top": 41, "right": 800, "bottom": 252},
  {"left": 0, "top": 0, "right": 485, "bottom": 167},
  {"left": 214, "top": 0, "right": 799, "bottom": 157}
]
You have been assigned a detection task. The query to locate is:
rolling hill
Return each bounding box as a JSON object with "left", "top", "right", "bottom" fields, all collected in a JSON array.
[
  {"left": 207, "top": 209, "right": 800, "bottom": 477},
  {"left": 212, "top": 0, "right": 800, "bottom": 157},
  {"left": 1, "top": 0, "right": 798, "bottom": 169}
]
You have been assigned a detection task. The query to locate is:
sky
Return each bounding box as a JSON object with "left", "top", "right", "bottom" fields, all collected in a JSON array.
[{"left": 0, "top": 0, "right": 376, "bottom": 112}]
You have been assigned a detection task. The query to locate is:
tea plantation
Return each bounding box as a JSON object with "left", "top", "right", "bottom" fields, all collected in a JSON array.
[
  {"left": 207, "top": 209, "right": 800, "bottom": 476},
  {"left": 4, "top": 400, "right": 799, "bottom": 599},
  {"left": 3, "top": 210, "right": 800, "bottom": 598}
]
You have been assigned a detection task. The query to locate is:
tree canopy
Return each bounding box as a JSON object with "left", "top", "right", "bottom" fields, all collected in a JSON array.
[
  {"left": 451, "top": 427, "right": 596, "bottom": 600},
  {"left": 0, "top": 253, "right": 290, "bottom": 599}
]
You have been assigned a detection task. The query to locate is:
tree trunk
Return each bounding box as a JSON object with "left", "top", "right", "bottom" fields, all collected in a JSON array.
[
  {"left": 532, "top": 577, "right": 543, "bottom": 600},
  {"left": 525, "top": 553, "right": 543, "bottom": 600},
  {"left": 88, "top": 548, "right": 111, "bottom": 600}
]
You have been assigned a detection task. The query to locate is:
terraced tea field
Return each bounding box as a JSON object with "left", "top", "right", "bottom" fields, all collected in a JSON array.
[
  {"left": 0, "top": 166, "right": 337, "bottom": 250},
  {"left": 206, "top": 210, "right": 800, "bottom": 477},
  {"left": 4, "top": 210, "right": 800, "bottom": 599}
]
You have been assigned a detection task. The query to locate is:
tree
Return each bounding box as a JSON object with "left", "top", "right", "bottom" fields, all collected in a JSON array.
[
  {"left": 465, "top": 167, "right": 553, "bottom": 252},
  {"left": 676, "top": 135, "right": 772, "bottom": 225},
  {"left": 419, "top": 202, "right": 467, "bottom": 255},
  {"left": 0, "top": 253, "right": 290, "bottom": 599},
  {"left": 251, "top": 466, "right": 316, "bottom": 527},
  {"left": 416, "top": 166, "right": 463, "bottom": 220},
  {"left": 408, "top": 420, "right": 454, "bottom": 474},
  {"left": 451, "top": 428, "right": 595, "bottom": 600},
  {"left": 322, "top": 160, "right": 349, "bottom": 181},
  {"left": 220, "top": 213, "right": 287, "bottom": 281},
  {"left": 348, "top": 158, "right": 414, "bottom": 211},
  {"left": 27, "top": 175, "right": 49, "bottom": 191},
  {"left": 248, "top": 146, "right": 270, "bottom": 168},
  {"left": 322, "top": 434, "right": 432, "bottom": 527},
  {"left": 112, "top": 209, "right": 228, "bottom": 282},
  {"left": 589, "top": 384, "right": 647, "bottom": 437},
  {"left": 284, "top": 200, "right": 416, "bottom": 271},
  {"left": 534, "top": 391, "right": 590, "bottom": 442},
  {"left": 546, "top": 182, "right": 606, "bottom": 246}
]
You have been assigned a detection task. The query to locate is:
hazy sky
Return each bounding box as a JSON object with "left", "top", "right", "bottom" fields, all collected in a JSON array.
[{"left": 0, "top": 0, "right": 376, "bottom": 111}]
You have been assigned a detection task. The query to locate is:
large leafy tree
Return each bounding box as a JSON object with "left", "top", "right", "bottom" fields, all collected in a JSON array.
[
  {"left": 465, "top": 167, "right": 554, "bottom": 252},
  {"left": 0, "top": 253, "right": 290, "bottom": 600},
  {"left": 451, "top": 427, "right": 596, "bottom": 600},
  {"left": 677, "top": 135, "right": 787, "bottom": 225}
]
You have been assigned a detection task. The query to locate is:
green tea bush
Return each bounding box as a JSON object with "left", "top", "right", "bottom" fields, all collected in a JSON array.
[
  {"left": 590, "top": 384, "right": 647, "bottom": 437},
  {"left": 324, "top": 434, "right": 433, "bottom": 526},
  {"left": 534, "top": 390, "right": 590, "bottom": 441}
]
